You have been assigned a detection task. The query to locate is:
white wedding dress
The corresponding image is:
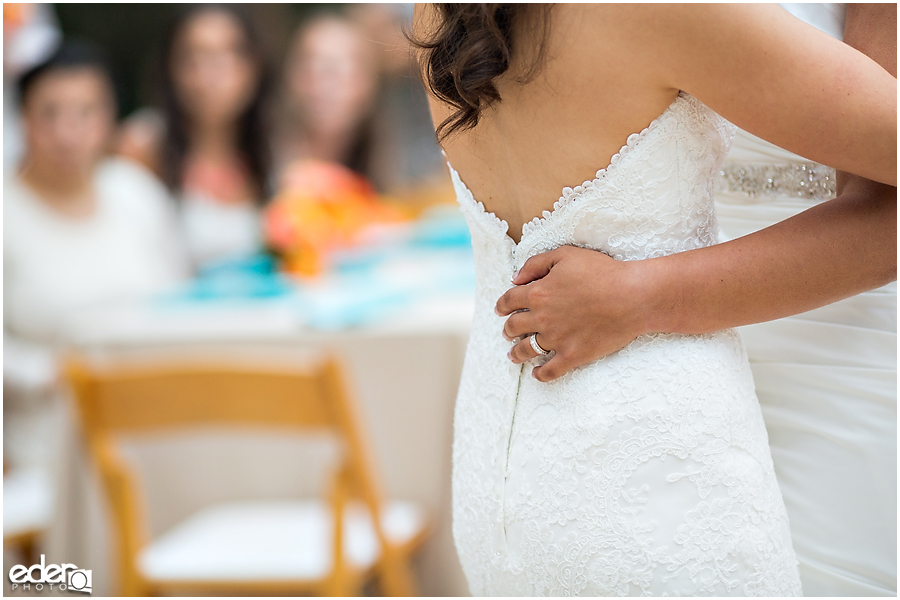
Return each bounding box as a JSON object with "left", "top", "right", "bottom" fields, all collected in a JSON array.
[
  {"left": 448, "top": 93, "right": 802, "bottom": 596},
  {"left": 714, "top": 5, "right": 897, "bottom": 595}
]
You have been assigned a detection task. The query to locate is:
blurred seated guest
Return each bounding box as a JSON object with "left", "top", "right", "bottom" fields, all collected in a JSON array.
[
  {"left": 278, "top": 9, "right": 449, "bottom": 206},
  {"left": 275, "top": 14, "right": 380, "bottom": 188},
  {"left": 345, "top": 4, "right": 449, "bottom": 196},
  {"left": 4, "top": 41, "right": 187, "bottom": 487},
  {"left": 116, "top": 5, "right": 271, "bottom": 269},
  {"left": 3, "top": 3, "right": 61, "bottom": 171}
]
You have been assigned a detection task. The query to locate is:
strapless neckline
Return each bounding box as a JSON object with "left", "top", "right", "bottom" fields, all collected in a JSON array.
[{"left": 444, "top": 91, "right": 692, "bottom": 249}]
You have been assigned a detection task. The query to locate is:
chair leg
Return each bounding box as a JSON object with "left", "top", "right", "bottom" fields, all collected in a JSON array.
[
  {"left": 121, "top": 566, "right": 153, "bottom": 596},
  {"left": 19, "top": 534, "right": 39, "bottom": 567},
  {"left": 378, "top": 549, "right": 419, "bottom": 597},
  {"left": 325, "top": 573, "right": 348, "bottom": 596},
  {"left": 326, "top": 570, "right": 364, "bottom": 597}
]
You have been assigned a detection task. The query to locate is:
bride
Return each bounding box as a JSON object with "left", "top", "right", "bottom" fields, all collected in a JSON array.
[{"left": 411, "top": 4, "right": 895, "bottom": 596}]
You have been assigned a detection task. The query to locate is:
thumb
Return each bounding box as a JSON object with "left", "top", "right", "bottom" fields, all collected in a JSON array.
[
  {"left": 512, "top": 247, "right": 565, "bottom": 285},
  {"left": 530, "top": 352, "right": 573, "bottom": 383}
]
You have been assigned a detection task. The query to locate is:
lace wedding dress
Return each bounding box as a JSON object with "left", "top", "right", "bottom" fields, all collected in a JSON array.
[{"left": 447, "top": 92, "right": 802, "bottom": 596}]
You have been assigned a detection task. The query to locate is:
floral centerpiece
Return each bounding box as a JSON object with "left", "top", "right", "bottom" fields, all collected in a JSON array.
[{"left": 264, "top": 160, "right": 406, "bottom": 277}]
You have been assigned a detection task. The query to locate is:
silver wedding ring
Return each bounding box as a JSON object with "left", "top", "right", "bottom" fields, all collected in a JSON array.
[{"left": 530, "top": 334, "right": 550, "bottom": 356}]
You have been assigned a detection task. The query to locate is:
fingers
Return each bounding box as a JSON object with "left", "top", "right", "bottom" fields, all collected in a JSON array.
[
  {"left": 496, "top": 246, "right": 573, "bottom": 315},
  {"left": 502, "top": 310, "right": 537, "bottom": 341},
  {"left": 530, "top": 352, "right": 573, "bottom": 383},
  {"left": 495, "top": 284, "right": 531, "bottom": 317},
  {"left": 507, "top": 334, "right": 580, "bottom": 381},
  {"left": 511, "top": 247, "right": 565, "bottom": 285},
  {"left": 508, "top": 335, "right": 540, "bottom": 364}
]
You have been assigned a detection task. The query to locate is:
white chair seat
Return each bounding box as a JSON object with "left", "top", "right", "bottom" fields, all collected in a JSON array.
[
  {"left": 138, "top": 499, "right": 426, "bottom": 582},
  {"left": 3, "top": 468, "right": 54, "bottom": 538}
]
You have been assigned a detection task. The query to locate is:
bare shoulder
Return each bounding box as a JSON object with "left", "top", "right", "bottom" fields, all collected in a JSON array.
[
  {"left": 414, "top": 3, "right": 895, "bottom": 186},
  {"left": 582, "top": 2, "right": 897, "bottom": 185},
  {"left": 529, "top": 4, "right": 786, "bottom": 88},
  {"left": 553, "top": 4, "right": 782, "bottom": 39},
  {"left": 554, "top": 4, "right": 788, "bottom": 71}
]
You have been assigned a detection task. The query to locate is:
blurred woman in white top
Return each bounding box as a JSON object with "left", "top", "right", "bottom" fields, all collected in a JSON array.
[
  {"left": 3, "top": 41, "right": 187, "bottom": 473},
  {"left": 116, "top": 5, "right": 272, "bottom": 269}
]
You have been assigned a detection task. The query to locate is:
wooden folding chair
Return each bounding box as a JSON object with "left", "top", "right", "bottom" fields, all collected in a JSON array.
[
  {"left": 4, "top": 467, "right": 52, "bottom": 567},
  {"left": 64, "top": 356, "right": 427, "bottom": 596}
]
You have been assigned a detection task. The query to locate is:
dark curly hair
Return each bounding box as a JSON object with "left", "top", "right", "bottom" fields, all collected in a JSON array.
[{"left": 408, "top": 4, "right": 552, "bottom": 141}]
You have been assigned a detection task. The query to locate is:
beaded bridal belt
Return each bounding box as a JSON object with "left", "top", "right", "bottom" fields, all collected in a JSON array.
[{"left": 717, "top": 162, "right": 836, "bottom": 202}]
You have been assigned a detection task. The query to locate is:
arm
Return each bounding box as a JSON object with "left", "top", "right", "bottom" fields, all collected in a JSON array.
[
  {"left": 498, "top": 4, "right": 897, "bottom": 382},
  {"left": 836, "top": 2, "right": 897, "bottom": 196},
  {"left": 648, "top": 3, "right": 896, "bottom": 186}
]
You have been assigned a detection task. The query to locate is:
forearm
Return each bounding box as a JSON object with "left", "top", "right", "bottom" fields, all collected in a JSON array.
[
  {"left": 648, "top": 3, "right": 898, "bottom": 335},
  {"left": 644, "top": 181, "right": 896, "bottom": 335}
]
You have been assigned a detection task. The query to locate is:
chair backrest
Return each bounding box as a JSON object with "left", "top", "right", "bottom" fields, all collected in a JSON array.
[
  {"left": 64, "top": 355, "right": 395, "bottom": 595},
  {"left": 70, "top": 361, "right": 338, "bottom": 433}
]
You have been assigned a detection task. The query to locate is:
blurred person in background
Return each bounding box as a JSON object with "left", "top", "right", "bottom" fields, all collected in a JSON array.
[
  {"left": 276, "top": 7, "right": 447, "bottom": 201},
  {"left": 3, "top": 41, "right": 186, "bottom": 496},
  {"left": 275, "top": 13, "right": 380, "bottom": 184},
  {"left": 117, "top": 4, "right": 272, "bottom": 269},
  {"left": 347, "top": 3, "right": 448, "bottom": 197},
  {"left": 3, "top": 3, "right": 61, "bottom": 171}
]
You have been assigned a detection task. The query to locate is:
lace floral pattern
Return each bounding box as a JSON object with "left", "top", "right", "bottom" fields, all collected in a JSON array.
[{"left": 448, "top": 93, "right": 802, "bottom": 596}]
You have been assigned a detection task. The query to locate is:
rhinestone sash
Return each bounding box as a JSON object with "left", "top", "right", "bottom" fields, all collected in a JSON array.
[{"left": 717, "top": 163, "right": 836, "bottom": 202}]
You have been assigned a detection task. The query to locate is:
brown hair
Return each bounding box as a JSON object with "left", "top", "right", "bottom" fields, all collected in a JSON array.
[
  {"left": 409, "top": 4, "right": 551, "bottom": 141},
  {"left": 159, "top": 4, "right": 272, "bottom": 199}
]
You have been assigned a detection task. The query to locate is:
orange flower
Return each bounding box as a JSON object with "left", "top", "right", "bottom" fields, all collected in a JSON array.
[
  {"left": 264, "top": 160, "right": 406, "bottom": 277},
  {"left": 3, "top": 4, "right": 28, "bottom": 30}
]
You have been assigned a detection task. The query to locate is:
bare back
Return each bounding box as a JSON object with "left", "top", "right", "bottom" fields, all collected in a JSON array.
[
  {"left": 420, "top": 5, "right": 678, "bottom": 243},
  {"left": 415, "top": 4, "right": 896, "bottom": 244}
]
